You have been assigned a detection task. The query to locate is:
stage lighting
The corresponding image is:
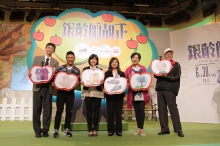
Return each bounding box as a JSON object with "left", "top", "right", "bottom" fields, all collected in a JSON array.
[
  {"left": 26, "top": 10, "right": 36, "bottom": 23},
  {"left": 105, "top": 0, "right": 113, "bottom": 7},
  {"left": 155, "top": 0, "right": 169, "bottom": 7},
  {"left": 172, "top": 11, "right": 190, "bottom": 24},
  {"left": 138, "top": 16, "right": 148, "bottom": 26},
  {"left": 9, "top": 11, "right": 25, "bottom": 22},
  {"left": 188, "top": 0, "right": 198, "bottom": 11},
  {"left": 149, "top": 17, "right": 162, "bottom": 27},
  {"left": 38, "top": 12, "right": 56, "bottom": 20},
  {"left": 124, "top": 15, "right": 136, "bottom": 20},
  {"left": 0, "top": 10, "right": 4, "bottom": 21},
  {"left": 127, "top": 0, "right": 135, "bottom": 8},
  {"left": 202, "top": 2, "right": 217, "bottom": 17},
  {"left": 164, "top": 17, "right": 173, "bottom": 25}
]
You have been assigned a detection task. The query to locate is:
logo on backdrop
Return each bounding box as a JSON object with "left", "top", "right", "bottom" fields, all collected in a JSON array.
[
  {"left": 29, "top": 8, "right": 158, "bottom": 69},
  {"left": 187, "top": 41, "right": 220, "bottom": 85}
]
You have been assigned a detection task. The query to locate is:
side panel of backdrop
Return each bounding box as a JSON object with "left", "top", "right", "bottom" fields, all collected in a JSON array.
[{"left": 170, "top": 22, "right": 220, "bottom": 123}]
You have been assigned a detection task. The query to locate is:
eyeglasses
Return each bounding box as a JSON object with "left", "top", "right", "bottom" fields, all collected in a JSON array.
[{"left": 165, "top": 53, "right": 173, "bottom": 56}]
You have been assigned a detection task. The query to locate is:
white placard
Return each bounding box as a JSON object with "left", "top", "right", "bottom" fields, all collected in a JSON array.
[
  {"left": 104, "top": 77, "right": 127, "bottom": 95},
  {"left": 82, "top": 69, "right": 104, "bottom": 87},
  {"left": 150, "top": 59, "right": 172, "bottom": 75},
  {"left": 54, "top": 72, "right": 78, "bottom": 91},
  {"left": 130, "top": 73, "right": 152, "bottom": 91},
  {"left": 29, "top": 66, "right": 54, "bottom": 84}
]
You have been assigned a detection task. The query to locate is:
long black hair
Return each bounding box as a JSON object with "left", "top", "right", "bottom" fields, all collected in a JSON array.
[{"left": 108, "top": 57, "right": 121, "bottom": 72}]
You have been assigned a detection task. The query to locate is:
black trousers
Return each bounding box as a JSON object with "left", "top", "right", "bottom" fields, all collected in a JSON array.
[
  {"left": 54, "top": 90, "right": 75, "bottom": 130},
  {"left": 133, "top": 101, "right": 145, "bottom": 129},
  {"left": 157, "top": 90, "right": 182, "bottom": 133},
  {"left": 84, "top": 97, "right": 102, "bottom": 132},
  {"left": 33, "top": 87, "right": 52, "bottom": 133},
  {"left": 106, "top": 95, "right": 124, "bottom": 133}
]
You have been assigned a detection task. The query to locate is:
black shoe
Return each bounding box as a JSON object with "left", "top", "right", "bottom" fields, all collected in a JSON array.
[
  {"left": 64, "top": 128, "right": 72, "bottom": 137},
  {"left": 93, "top": 133, "right": 98, "bottom": 137},
  {"left": 116, "top": 133, "right": 122, "bottom": 137},
  {"left": 158, "top": 131, "right": 170, "bottom": 135},
  {"left": 35, "top": 132, "right": 42, "bottom": 138},
  {"left": 178, "top": 132, "right": 184, "bottom": 137},
  {"left": 42, "top": 132, "right": 49, "bottom": 137},
  {"left": 108, "top": 133, "right": 114, "bottom": 136},
  {"left": 53, "top": 129, "right": 59, "bottom": 138}
]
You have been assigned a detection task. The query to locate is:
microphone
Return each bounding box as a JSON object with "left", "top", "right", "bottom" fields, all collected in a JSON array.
[{"left": 41, "top": 61, "right": 44, "bottom": 67}]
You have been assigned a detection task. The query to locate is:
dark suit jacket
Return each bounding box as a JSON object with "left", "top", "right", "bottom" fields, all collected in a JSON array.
[
  {"left": 82, "top": 66, "right": 103, "bottom": 91},
  {"left": 104, "top": 70, "right": 126, "bottom": 98},
  {"left": 31, "top": 55, "right": 59, "bottom": 94}
]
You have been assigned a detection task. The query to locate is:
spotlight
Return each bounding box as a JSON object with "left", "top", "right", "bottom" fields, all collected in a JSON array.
[
  {"left": 9, "top": 11, "right": 25, "bottom": 22},
  {"left": 149, "top": 17, "right": 162, "bottom": 27},
  {"left": 26, "top": 10, "right": 36, "bottom": 23},
  {"left": 188, "top": 0, "right": 198, "bottom": 11},
  {"left": 172, "top": 10, "right": 190, "bottom": 24},
  {"left": 127, "top": 0, "right": 135, "bottom": 8},
  {"left": 202, "top": 2, "right": 217, "bottom": 17},
  {"left": 105, "top": 0, "right": 113, "bottom": 7},
  {"left": 164, "top": 17, "right": 173, "bottom": 25},
  {"left": 138, "top": 16, "right": 148, "bottom": 26},
  {"left": 155, "top": 0, "right": 169, "bottom": 7},
  {"left": 0, "top": 10, "right": 4, "bottom": 21},
  {"left": 124, "top": 15, "right": 136, "bottom": 20},
  {"left": 38, "top": 12, "right": 55, "bottom": 20}
]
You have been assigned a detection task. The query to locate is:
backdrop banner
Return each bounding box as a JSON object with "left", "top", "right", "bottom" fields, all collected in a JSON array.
[
  {"left": 170, "top": 22, "right": 220, "bottom": 123},
  {"left": 0, "top": 8, "right": 158, "bottom": 122}
]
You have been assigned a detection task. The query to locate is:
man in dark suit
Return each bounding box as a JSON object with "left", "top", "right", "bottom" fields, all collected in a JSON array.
[{"left": 28, "top": 43, "right": 59, "bottom": 138}]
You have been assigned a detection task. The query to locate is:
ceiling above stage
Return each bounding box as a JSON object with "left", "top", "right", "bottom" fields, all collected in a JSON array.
[
  {"left": 0, "top": 0, "right": 218, "bottom": 26},
  {"left": 0, "top": 0, "right": 197, "bottom": 15}
]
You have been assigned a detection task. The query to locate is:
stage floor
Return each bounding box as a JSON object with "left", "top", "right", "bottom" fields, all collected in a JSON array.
[{"left": 0, "top": 120, "right": 220, "bottom": 146}]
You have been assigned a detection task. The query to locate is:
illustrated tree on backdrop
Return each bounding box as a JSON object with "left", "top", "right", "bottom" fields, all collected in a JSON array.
[{"left": 0, "top": 24, "right": 32, "bottom": 102}]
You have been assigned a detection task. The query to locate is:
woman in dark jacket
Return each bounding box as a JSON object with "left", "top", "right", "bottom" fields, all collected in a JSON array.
[
  {"left": 81, "top": 54, "right": 104, "bottom": 137},
  {"left": 104, "top": 57, "right": 126, "bottom": 137}
]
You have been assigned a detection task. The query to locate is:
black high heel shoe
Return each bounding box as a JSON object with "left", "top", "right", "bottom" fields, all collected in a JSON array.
[
  {"left": 116, "top": 133, "right": 122, "bottom": 137},
  {"left": 108, "top": 133, "right": 114, "bottom": 136}
]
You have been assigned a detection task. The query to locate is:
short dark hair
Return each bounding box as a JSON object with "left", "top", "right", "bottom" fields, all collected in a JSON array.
[
  {"left": 130, "top": 52, "right": 141, "bottom": 60},
  {"left": 108, "top": 57, "right": 121, "bottom": 72},
  {"left": 88, "top": 54, "right": 99, "bottom": 65},
  {"left": 45, "top": 43, "right": 56, "bottom": 51},
  {"left": 66, "top": 51, "right": 75, "bottom": 58}
]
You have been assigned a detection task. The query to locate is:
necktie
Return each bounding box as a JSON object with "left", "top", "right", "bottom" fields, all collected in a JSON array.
[{"left": 44, "top": 58, "right": 49, "bottom": 66}]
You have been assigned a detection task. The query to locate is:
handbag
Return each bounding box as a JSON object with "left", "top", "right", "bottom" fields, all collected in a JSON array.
[{"left": 133, "top": 92, "right": 144, "bottom": 101}]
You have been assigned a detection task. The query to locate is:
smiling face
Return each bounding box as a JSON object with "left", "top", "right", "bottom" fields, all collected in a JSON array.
[
  {"left": 111, "top": 59, "right": 119, "bottom": 69},
  {"left": 45, "top": 45, "right": 55, "bottom": 57},
  {"left": 66, "top": 54, "right": 75, "bottom": 66},
  {"left": 164, "top": 51, "right": 173, "bottom": 61},
  {"left": 131, "top": 54, "right": 140, "bottom": 66},
  {"left": 89, "top": 57, "right": 98, "bottom": 67}
]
